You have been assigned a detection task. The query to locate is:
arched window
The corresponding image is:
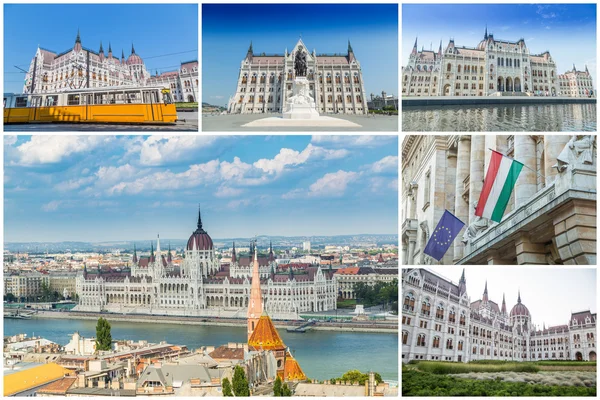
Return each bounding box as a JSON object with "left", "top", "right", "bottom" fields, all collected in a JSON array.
[
  {"left": 421, "top": 299, "right": 431, "bottom": 315},
  {"left": 459, "top": 311, "right": 466, "bottom": 326},
  {"left": 417, "top": 334, "right": 426, "bottom": 346},
  {"left": 446, "top": 339, "right": 453, "bottom": 349},
  {"left": 449, "top": 308, "right": 456, "bottom": 323},
  {"left": 402, "top": 331, "right": 409, "bottom": 345},
  {"left": 435, "top": 303, "right": 444, "bottom": 319},
  {"left": 457, "top": 65, "right": 461, "bottom": 73},
  {"left": 404, "top": 292, "right": 415, "bottom": 311},
  {"left": 432, "top": 336, "right": 440, "bottom": 348},
  {"left": 447, "top": 63, "right": 451, "bottom": 72},
  {"left": 458, "top": 341, "right": 463, "bottom": 351}
]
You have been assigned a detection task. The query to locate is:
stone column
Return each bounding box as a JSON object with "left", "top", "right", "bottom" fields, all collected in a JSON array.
[
  {"left": 544, "top": 135, "right": 570, "bottom": 185},
  {"left": 408, "top": 239, "right": 417, "bottom": 264},
  {"left": 454, "top": 136, "right": 471, "bottom": 262},
  {"left": 515, "top": 234, "right": 547, "bottom": 264},
  {"left": 551, "top": 199, "right": 596, "bottom": 265},
  {"left": 514, "top": 135, "right": 538, "bottom": 207},
  {"left": 469, "top": 135, "right": 485, "bottom": 224}
]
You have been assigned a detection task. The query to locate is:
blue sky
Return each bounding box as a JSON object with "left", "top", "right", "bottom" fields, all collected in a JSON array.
[
  {"left": 402, "top": 4, "right": 597, "bottom": 85},
  {"left": 4, "top": 136, "right": 398, "bottom": 242},
  {"left": 203, "top": 4, "right": 398, "bottom": 107},
  {"left": 4, "top": 4, "right": 198, "bottom": 93}
]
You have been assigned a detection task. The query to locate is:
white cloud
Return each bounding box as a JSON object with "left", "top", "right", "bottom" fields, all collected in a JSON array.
[
  {"left": 308, "top": 170, "right": 359, "bottom": 197},
  {"left": 55, "top": 177, "right": 95, "bottom": 191},
  {"left": 17, "top": 136, "right": 110, "bottom": 165},
  {"left": 211, "top": 95, "right": 225, "bottom": 99},
  {"left": 311, "top": 135, "right": 396, "bottom": 148},
  {"left": 369, "top": 156, "right": 398, "bottom": 173},
  {"left": 215, "top": 185, "right": 244, "bottom": 198},
  {"left": 4, "top": 136, "right": 18, "bottom": 146},
  {"left": 226, "top": 198, "right": 252, "bottom": 210},
  {"left": 139, "top": 136, "right": 220, "bottom": 166},
  {"left": 96, "top": 164, "right": 140, "bottom": 185},
  {"left": 42, "top": 200, "right": 62, "bottom": 212},
  {"left": 253, "top": 144, "right": 347, "bottom": 175},
  {"left": 151, "top": 201, "right": 185, "bottom": 208}
]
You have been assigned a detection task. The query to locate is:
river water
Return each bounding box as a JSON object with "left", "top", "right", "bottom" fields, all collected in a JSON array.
[
  {"left": 402, "top": 103, "right": 596, "bottom": 131},
  {"left": 4, "top": 317, "right": 398, "bottom": 383}
]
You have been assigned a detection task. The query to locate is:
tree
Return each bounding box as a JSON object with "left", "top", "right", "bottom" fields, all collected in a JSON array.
[
  {"left": 232, "top": 365, "right": 250, "bottom": 396},
  {"left": 95, "top": 317, "right": 112, "bottom": 351},
  {"left": 40, "top": 281, "right": 52, "bottom": 302},
  {"left": 281, "top": 383, "right": 292, "bottom": 396},
  {"left": 273, "top": 376, "right": 282, "bottom": 396},
  {"left": 4, "top": 293, "right": 16, "bottom": 302},
  {"left": 221, "top": 377, "right": 233, "bottom": 397}
]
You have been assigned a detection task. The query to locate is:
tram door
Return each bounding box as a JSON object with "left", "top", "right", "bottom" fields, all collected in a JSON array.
[
  {"left": 30, "top": 96, "right": 43, "bottom": 122},
  {"left": 143, "top": 90, "right": 161, "bottom": 122}
]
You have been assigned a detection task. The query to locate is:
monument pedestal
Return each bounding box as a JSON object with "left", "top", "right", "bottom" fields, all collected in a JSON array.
[{"left": 282, "top": 77, "right": 320, "bottom": 120}]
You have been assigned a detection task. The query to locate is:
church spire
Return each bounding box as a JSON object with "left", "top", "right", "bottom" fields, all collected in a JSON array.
[
  {"left": 108, "top": 42, "right": 112, "bottom": 54},
  {"left": 501, "top": 293, "right": 507, "bottom": 314},
  {"left": 347, "top": 39, "right": 353, "bottom": 53},
  {"left": 99, "top": 41, "right": 104, "bottom": 54},
  {"left": 75, "top": 28, "right": 81, "bottom": 44},
  {"left": 133, "top": 243, "right": 138, "bottom": 263},
  {"left": 232, "top": 242, "right": 237, "bottom": 263},
  {"left": 484, "top": 25, "right": 488, "bottom": 40},
  {"left": 195, "top": 204, "right": 206, "bottom": 234},
  {"left": 167, "top": 242, "right": 172, "bottom": 263},
  {"left": 150, "top": 242, "right": 155, "bottom": 263},
  {"left": 131, "top": 43, "right": 136, "bottom": 54},
  {"left": 458, "top": 268, "right": 467, "bottom": 295},
  {"left": 412, "top": 37, "right": 418, "bottom": 55},
  {"left": 518, "top": 289, "right": 522, "bottom": 303},
  {"left": 247, "top": 242, "right": 262, "bottom": 341}
]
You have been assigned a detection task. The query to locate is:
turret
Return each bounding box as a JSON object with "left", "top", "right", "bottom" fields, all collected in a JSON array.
[
  {"left": 167, "top": 243, "right": 172, "bottom": 263},
  {"left": 246, "top": 41, "right": 253, "bottom": 61},
  {"left": 99, "top": 42, "right": 104, "bottom": 61},
  {"left": 411, "top": 37, "right": 418, "bottom": 55},
  {"left": 483, "top": 280, "right": 489, "bottom": 303},
  {"left": 133, "top": 244, "right": 138, "bottom": 264},
  {"left": 348, "top": 39, "right": 355, "bottom": 62},
  {"left": 458, "top": 268, "right": 466, "bottom": 296},
  {"left": 484, "top": 25, "right": 488, "bottom": 40},
  {"left": 437, "top": 40, "right": 442, "bottom": 57},
  {"left": 108, "top": 42, "right": 112, "bottom": 58},
  {"left": 150, "top": 242, "right": 155, "bottom": 263},
  {"left": 231, "top": 242, "right": 237, "bottom": 264},
  {"left": 74, "top": 28, "right": 82, "bottom": 52},
  {"left": 268, "top": 241, "right": 274, "bottom": 262},
  {"left": 121, "top": 49, "right": 125, "bottom": 64},
  {"left": 573, "top": 63, "right": 577, "bottom": 72},
  {"left": 501, "top": 293, "right": 507, "bottom": 315},
  {"left": 131, "top": 43, "right": 136, "bottom": 55}
]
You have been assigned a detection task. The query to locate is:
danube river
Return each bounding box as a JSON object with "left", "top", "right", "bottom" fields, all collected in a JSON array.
[
  {"left": 4, "top": 317, "right": 398, "bottom": 383},
  {"left": 402, "top": 103, "right": 596, "bottom": 131}
]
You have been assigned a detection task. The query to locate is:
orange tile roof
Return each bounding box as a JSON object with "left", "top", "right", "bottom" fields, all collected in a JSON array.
[
  {"left": 36, "top": 377, "right": 76, "bottom": 394},
  {"left": 248, "top": 314, "right": 286, "bottom": 351},
  {"left": 4, "top": 363, "right": 71, "bottom": 396},
  {"left": 283, "top": 352, "right": 306, "bottom": 381},
  {"left": 335, "top": 267, "right": 359, "bottom": 275}
]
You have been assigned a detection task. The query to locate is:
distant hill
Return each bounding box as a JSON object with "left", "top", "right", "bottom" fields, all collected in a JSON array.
[
  {"left": 202, "top": 102, "right": 226, "bottom": 113},
  {"left": 5, "top": 234, "right": 398, "bottom": 253}
]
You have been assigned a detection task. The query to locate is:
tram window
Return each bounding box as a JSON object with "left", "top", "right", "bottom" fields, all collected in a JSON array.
[
  {"left": 31, "top": 96, "right": 43, "bottom": 107},
  {"left": 45, "top": 96, "right": 58, "bottom": 106},
  {"left": 124, "top": 91, "right": 141, "bottom": 103},
  {"left": 67, "top": 94, "right": 80, "bottom": 106},
  {"left": 162, "top": 92, "right": 173, "bottom": 104},
  {"left": 15, "top": 97, "right": 28, "bottom": 108}
]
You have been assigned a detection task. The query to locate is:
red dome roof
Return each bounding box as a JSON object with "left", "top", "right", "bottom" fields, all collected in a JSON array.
[
  {"left": 510, "top": 292, "right": 530, "bottom": 317},
  {"left": 187, "top": 208, "right": 213, "bottom": 251},
  {"left": 126, "top": 54, "right": 143, "bottom": 65}
]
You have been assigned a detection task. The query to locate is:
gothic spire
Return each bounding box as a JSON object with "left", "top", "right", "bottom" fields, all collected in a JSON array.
[
  {"left": 150, "top": 242, "right": 154, "bottom": 262},
  {"left": 167, "top": 242, "right": 172, "bottom": 263},
  {"left": 133, "top": 243, "right": 138, "bottom": 263},
  {"left": 573, "top": 63, "right": 576, "bottom": 72},
  {"left": 121, "top": 49, "right": 125, "bottom": 59},
  {"left": 289, "top": 265, "right": 294, "bottom": 281},
  {"left": 484, "top": 25, "right": 488, "bottom": 40},
  {"left": 438, "top": 39, "right": 442, "bottom": 55},
  {"left": 99, "top": 41, "right": 104, "bottom": 54},
  {"left": 108, "top": 42, "right": 112, "bottom": 53},
  {"left": 248, "top": 41, "right": 253, "bottom": 53},
  {"left": 231, "top": 242, "right": 237, "bottom": 263},
  {"left": 75, "top": 28, "right": 81, "bottom": 44},
  {"left": 482, "top": 280, "right": 488, "bottom": 302},
  {"left": 131, "top": 43, "right": 136, "bottom": 54},
  {"left": 412, "top": 36, "right": 418, "bottom": 55},
  {"left": 347, "top": 39, "right": 353, "bottom": 53},
  {"left": 459, "top": 268, "right": 466, "bottom": 283},
  {"left": 195, "top": 204, "right": 206, "bottom": 233},
  {"left": 501, "top": 293, "right": 507, "bottom": 314},
  {"left": 518, "top": 289, "right": 521, "bottom": 303}
]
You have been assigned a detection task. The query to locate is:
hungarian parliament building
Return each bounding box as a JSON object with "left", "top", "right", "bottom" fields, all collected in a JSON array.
[
  {"left": 75, "top": 209, "right": 338, "bottom": 319},
  {"left": 402, "top": 269, "right": 597, "bottom": 363},
  {"left": 402, "top": 28, "right": 595, "bottom": 98},
  {"left": 22, "top": 30, "right": 198, "bottom": 102},
  {"left": 227, "top": 39, "right": 369, "bottom": 115}
]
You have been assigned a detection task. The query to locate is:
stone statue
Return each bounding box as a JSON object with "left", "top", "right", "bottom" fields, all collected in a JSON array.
[
  {"left": 294, "top": 50, "right": 307, "bottom": 77},
  {"left": 462, "top": 201, "right": 489, "bottom": 244},
  {"left": 555, "top": 135, "right": 595, "bottom": 172}
]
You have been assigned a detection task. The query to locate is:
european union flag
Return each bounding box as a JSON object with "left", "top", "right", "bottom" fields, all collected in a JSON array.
[{"left": 423, "top": 210, "right": 465, "bottom": 261}]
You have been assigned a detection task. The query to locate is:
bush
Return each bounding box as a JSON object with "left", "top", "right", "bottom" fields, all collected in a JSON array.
[
  {"left": 221, "top": 378, "right": 233, "bottom": 397},
  {"left": 415, "top": 361, "right": 539, "bottom": 374},
  {"left": 402, "top": 370, "right": 596, "bottom": 396}
]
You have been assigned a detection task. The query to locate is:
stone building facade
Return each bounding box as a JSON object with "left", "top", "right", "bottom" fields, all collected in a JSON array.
[
  {"left": 75, "top": 209, "right": 337, "bottom": 319},
  {"left": 227, "top": 39, "right": 368, "bottom": 115},
  {"left": 402, "top": 29, "right": 561, "bottom": 97},
  {"left": 23, "top": 30, "right": 198, "bottom": 102},
  {"left": 559, "top": 65, "right": 595, "bottom": 98},
  {"left": 402, "top": 135, "right": 596, "bottom": 265},
  {"left": 4, "top": 271, "right": 49, "bottom": 300},
  {"left": 402, "top": 269, "right": 597, "bottom": 363}
]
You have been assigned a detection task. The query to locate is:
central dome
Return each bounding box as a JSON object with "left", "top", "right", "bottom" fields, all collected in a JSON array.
[
  {"left": 126, "top": 44, "right": 143, "bottom": 65},
  {"left": 187, "top": 208, "right": 213, "bottom": 251},
  {"left": 510, "top": 292, "right": 530, "bottom": 317}
]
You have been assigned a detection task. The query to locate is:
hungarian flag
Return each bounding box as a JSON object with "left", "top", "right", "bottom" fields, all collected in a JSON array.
[
  {"left": 423, "top": 210, "right": 465, "bottom": 261},
  {"left": 475, "top": 150, "right": 523, "bottom": 223}
]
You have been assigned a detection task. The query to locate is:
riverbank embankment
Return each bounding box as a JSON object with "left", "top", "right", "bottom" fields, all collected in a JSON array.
[{"left": 32, "top": 311, "right": 398, "bottom": 334}]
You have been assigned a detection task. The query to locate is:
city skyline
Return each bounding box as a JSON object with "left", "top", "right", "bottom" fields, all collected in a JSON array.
[
  {"left": 420, "top": 267, "right": 596, "bottom": 328},
  {"left": 4, "top": 135, "right": 398, "bottom": 242},
  {"left": 3, "top": 3, "right": 198, "bottom": 94},
  {"left": 202, "top": 3, "right": 398, "bottom": 106},
  {"left": 402, "top": 4, "right": 597, "bottom": 85}
]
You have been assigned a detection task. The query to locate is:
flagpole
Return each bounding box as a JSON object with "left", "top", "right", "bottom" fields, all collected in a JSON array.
[{"left": 488, "top": 148, "right": 546, "bottom": 179}]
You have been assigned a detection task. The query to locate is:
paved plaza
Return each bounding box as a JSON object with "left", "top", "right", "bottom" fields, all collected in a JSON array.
[{"left": 202, "top": 113, "right": 398, "bottom": 132}]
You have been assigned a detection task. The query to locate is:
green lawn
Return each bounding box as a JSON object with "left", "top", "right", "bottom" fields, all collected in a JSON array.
[
  {"left": 402, "top": 370, "right": 596, "bottom": 396},
  {"left": 176, "top": 102, "right": 198, "bottom": 108},
  {"left": 336, "top": 299, "right": 357, "bottom": 308},
  {"left": 414, "top": 361, "right": 539, "bottom": 374}
]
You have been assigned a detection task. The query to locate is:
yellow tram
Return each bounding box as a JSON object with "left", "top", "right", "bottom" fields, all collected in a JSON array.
[{"left": 3, "top": 86, "right": 177, "bottom": 125}]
